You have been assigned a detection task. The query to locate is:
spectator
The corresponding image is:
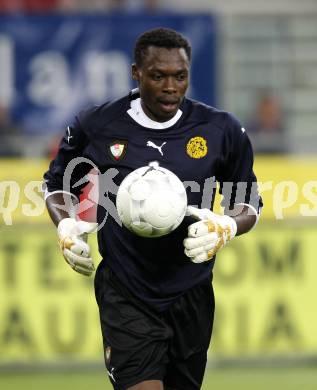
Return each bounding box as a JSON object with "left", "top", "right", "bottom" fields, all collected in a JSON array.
[
  {"left": 247, "top": 92, "right": 288, "bottom": 154},
  {"left": 58, "top": 0, "right": 112, "bottom": 12},
  {"left": 0, "top": 105, "right": 23, "bottom": 157},
  {"left": 110, "top": 0, "right": 159, "bottom": 13}
]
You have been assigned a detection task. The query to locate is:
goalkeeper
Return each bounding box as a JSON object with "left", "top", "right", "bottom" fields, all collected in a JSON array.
[{"left": 44, "top": 27, "right": 262, "bottom": 390}]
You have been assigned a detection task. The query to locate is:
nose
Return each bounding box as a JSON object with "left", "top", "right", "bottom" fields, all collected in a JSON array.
[{"left": 162, "top": 77, "right": 177, "bottom": 93}]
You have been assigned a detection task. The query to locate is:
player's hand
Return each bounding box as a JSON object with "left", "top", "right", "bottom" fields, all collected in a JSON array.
[
  {"left": 183, "top": 206, "right": 237, "bottom": 263},
  {"left": 57, "top": 218, "right": 98, "bottom": 276}
]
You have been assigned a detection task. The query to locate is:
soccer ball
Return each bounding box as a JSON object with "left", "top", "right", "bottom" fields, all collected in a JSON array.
[{"left": 116, "top": 162, "right": 187, "bottom": 237}]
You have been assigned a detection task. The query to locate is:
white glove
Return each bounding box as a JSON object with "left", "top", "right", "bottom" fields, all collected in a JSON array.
[
  {"left": 183, "top": 206, "right": 237, "bottom": 263},
  {"left": 57, "top": 218, "right": 98, "bottom": 276}
]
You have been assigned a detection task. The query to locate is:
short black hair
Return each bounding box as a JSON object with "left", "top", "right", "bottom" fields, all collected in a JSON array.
[{"left": 134, "top": 27, "right": 191, "bottom": 67}]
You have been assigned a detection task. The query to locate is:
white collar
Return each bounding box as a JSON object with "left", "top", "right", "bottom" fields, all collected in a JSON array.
[{"left": 127, "top": 97, "right": 182, "bottom": 129}]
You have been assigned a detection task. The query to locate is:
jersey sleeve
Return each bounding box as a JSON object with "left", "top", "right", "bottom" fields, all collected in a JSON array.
[
  {"left": 217, "top": 113, "right": 263, "bottom": 214},
  {"left": 43, "top": 113, "right": 95, "bottom": 201}
]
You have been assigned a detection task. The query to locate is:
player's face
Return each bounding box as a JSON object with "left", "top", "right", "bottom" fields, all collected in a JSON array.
[{"left": 132, "top": 46, "right": 190, "bottom": 122}]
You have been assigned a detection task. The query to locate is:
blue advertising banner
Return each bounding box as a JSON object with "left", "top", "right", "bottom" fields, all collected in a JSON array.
[{"left": 0, "top": 13, "right": 216, "bottom": 133}]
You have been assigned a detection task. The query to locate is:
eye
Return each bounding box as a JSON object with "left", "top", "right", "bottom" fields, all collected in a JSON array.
[
  {"left": 176, "top": 73, "right": 186, "bottom": 81},
  {"left": 152, "top": 74, "right": 163, "bottom": 81}
]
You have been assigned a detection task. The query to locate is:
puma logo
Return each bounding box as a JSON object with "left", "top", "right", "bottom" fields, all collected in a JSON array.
[
  {"left": 146, "top": 141, "right": 167, "bottom": 156},
  {"left": 107, "top": 367, "right": 116, "bottom": 382}
]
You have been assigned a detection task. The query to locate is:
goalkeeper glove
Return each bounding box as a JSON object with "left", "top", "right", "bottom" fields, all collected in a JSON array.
[
  {"left": 57, "top": 218, "right": 98, "bottom": 276},
  {"left": 184, "top": 206, "right": 237, "bottom": 263}
]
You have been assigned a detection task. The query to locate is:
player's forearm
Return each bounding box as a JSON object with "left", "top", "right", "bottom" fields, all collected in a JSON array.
[
  {"left": 227, "top": 205, "right": 257, "bottom": 236},
  {"left": 45, "top": 193, "right": 77, "bottom": 227}
]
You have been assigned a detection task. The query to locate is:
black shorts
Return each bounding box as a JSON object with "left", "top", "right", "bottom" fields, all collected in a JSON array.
[{"left": 94, "top": 265, "right": 215, "bottom": 390}]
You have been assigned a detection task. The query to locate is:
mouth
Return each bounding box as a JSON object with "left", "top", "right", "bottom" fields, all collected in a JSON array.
[{"left": 158, "top": 99, "right": 179, "bottom": 113}]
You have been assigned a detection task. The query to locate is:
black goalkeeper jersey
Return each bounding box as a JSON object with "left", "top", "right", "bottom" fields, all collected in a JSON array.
[{"left": 44, "top": 90, "right": 262, "bottom": 312}]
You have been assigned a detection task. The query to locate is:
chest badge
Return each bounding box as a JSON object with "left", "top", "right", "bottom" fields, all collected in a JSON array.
[
  {"left": 109, "top": 141, "right": 127, "bottom": 161},
  {"left": 186, "top": 136, "right": 208, "bottom": 159}
]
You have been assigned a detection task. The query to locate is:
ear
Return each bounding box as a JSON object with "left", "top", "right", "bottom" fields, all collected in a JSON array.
[{"left": 132, "top": 63, "right": 140, "bottom": 82}]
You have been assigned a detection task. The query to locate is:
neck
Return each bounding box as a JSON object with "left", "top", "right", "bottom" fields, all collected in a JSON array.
[{"left": 140, "top": 99, "right": 173, "bottom": 122}]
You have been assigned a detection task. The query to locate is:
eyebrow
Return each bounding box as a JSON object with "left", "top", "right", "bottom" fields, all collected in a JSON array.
[{"left": 148, "top": 67, "right": 189, "bottom": 74}]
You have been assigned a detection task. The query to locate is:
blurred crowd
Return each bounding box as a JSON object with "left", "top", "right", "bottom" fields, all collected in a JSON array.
[
  {"left": 0, "top": 0, "right": 160, "bottom": 13},
  {"left": 0, "top": 94, "right": 287, "bottom": 158},
  {"left": 0, "top": 0, "right": 289, "bottom": 158}
]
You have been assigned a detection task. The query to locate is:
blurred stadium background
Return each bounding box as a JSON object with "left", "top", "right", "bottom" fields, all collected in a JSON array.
[{"left": 1, "top": 0, "right": 317, "bottom": 389}]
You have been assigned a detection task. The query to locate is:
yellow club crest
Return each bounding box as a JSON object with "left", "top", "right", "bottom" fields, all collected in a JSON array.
[{"left": 186, "top": 136, "right": 208, "bottom": 159}]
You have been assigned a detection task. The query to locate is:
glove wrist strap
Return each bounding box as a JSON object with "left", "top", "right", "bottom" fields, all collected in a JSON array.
[
  {"left": 221, "top": 215, "right": 237, "bottom": 240},
  {"left": 57, "top": 217, "right": 77, "bottom": 239}
]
